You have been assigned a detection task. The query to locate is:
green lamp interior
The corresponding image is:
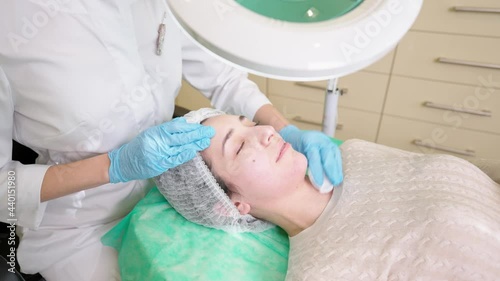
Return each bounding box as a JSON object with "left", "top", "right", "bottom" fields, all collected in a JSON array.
[{"left": 236, "top": 0, "right": 364, "bottom": 23}]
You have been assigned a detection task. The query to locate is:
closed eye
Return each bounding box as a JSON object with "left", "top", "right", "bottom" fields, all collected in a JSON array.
[
  {"left": 236, "top": 121, "right": 259, "bottom": 155},
  {"left": 237, "top": 142, "right": 244, "bottom": 155}
]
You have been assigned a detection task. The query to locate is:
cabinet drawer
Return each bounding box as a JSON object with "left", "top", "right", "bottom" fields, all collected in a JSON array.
[
  {"left": 268, "top": 79, "right": 326, "bottom": 103},
  {"left": 393, "top": 32, "right": 500, "bottom": 87},
  {"left": 269, "top": 95, "right": 379, "bottom": 141},
  {"left": 385, "top": 76, "right": 500, "bottom": 134},
  {"left": 377, "top": 115, "right": 500, "bottom": 160},
  {"left": 335, "top": 108, "right": 380, "bottom": 142},
  {"left": 268, "top": 95, "right": 324, "bottom": 127},
  {"left": 412, "top": 0, "right": 500, "bottom": 38},
  {"left": 338, "top": 72, "right": 389, "bottom": 114},
  {"left": 269, "top": 71, "right": 388, "bottom": 113}
]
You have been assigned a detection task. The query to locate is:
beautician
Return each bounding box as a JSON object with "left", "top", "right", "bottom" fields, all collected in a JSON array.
[{"left": 0, "top": 1, "right": 343, "bottom": 280}]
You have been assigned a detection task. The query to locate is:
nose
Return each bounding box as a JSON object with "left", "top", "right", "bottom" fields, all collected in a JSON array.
[{"left": 257, "top": 125, "right": 276, "bottom": 147}]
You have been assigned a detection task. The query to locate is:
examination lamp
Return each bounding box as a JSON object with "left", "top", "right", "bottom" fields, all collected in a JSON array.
[{"left": 165, "top": 0, "right": 423, "bottom": 136}]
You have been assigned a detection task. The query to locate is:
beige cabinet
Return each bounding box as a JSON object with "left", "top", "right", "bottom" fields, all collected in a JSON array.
[
  {"left": 264, "top": 0, "right": 500, "bottom": 159},
  {"left": 384, "top": 76, "right": 500, "bottom": 135},
  {"left": 379, "top": 0, "right": 500, "bottom": 159},
  {"left": 266, "top": 51, "right": 394, "bottom": 142},
  {"left": 393, "top": 32, "right": 500, "bottom": 87},
  {"left": 175, "top": 0, "right": 500, "bottom": 160},
  {"left": 378, "top": 115, "right": 500, "bottom": 160},
  {"left": 411, "top": 0, "right": 500, "bottom": 38}
]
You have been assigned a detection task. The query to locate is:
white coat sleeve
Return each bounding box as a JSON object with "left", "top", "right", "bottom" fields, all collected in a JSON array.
[
  {"left": 180, "top": 34, "right": 271, "bottom": 120},
  {"left": 0, "top": 67, "right": 49, "bottom": 229}
]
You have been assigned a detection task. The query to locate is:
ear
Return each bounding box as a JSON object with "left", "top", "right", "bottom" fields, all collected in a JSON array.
[
  {"left": 234, "top": 202, "right": 251, "bottom": 216},
  {"left": 229, "top": 193, "right": 252, "bottom": 215}
]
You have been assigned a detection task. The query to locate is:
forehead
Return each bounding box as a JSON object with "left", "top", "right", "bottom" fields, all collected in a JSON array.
[
  {"left": 201, "top": 115, "right": 239, "bottom": 155},
  {"left": 202, "top": 114, "right": 249, "bottom": 133},
  {"left": 202, "top": 114, "right": 237, "bottom": 128}
]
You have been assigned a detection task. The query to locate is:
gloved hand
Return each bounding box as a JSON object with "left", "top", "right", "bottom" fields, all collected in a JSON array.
[
  {"left": 108, "top": 117, "right": 215, "bottom": 183},
  {"left": 279, "top": 125, "right": 343, "bottom": 192}
]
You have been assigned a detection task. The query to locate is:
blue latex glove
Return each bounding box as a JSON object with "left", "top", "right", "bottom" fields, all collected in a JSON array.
[
  {"left": 108, "top": 117, "right": 215, "bottom": 183},
  {"left": 279, "top": 125, "right": 343, "bottom": 192}
]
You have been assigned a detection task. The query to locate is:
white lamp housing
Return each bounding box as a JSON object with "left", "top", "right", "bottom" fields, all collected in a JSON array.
[{"left": 165, "top": 0, "right": 423, "bottom": 81}]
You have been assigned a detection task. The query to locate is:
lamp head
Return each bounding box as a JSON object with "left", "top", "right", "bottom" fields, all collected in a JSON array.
[{"left": 166, "top": 0, "right": 423, "bottom": 81}]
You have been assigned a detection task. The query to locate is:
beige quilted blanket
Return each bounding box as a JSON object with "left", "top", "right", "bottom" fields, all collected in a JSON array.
[{"left": 287, "top": 139, "right": 500, "bottom": 281}]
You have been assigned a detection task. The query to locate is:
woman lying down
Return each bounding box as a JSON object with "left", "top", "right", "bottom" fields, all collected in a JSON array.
[{"left": 155, "top": 108, "right": 500, "bottom": 281}]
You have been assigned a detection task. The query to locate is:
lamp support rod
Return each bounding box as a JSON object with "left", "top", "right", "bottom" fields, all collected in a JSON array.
[{"left": 322, "top": 78, "right": 340, "bottom": 137}]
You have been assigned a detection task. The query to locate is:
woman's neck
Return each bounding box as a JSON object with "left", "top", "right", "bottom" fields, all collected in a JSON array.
[{"left": 262, "top": 177, "right": 333, "bottom": 237}]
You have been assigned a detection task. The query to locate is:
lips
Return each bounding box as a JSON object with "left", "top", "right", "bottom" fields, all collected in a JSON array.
[{"left": 276, "top": 142, "right": 289, "bottom": 162}]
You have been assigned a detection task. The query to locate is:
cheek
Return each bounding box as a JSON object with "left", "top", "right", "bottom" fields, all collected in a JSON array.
[
  {"left": 231, "top": 152, "right": 307, "bottom": 198},
  {"left": 233, "top": 159, "right": 275, "bottom": 187},
  {"left": 295, "top": 151, "right": 308, "bottom": 172},
  {"left": 284, "top": 151, "right": 308, "bottom": 184}
]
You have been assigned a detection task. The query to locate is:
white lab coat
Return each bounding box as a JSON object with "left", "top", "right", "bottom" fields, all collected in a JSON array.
[{"left": 0, "top": 0, "right": 270, "bottom": 278}]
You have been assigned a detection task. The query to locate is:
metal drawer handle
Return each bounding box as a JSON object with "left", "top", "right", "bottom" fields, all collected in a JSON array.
[
  {"left": 453, "top": 6, "right": 500, "bottom": 14},
  {"left": 292, "top": 116, "right": 344, "bottom": 130},
  {"left": 423, "top": 101, "right": 492, "bottom": 117},
  {"left": 295, "top": 82, "right": 325, "bottom": 91},
  {"left": 413, "top": 139, "right": 476, "bottom": 157},
  {"left": 295, "top": 82, "right": 349, "bottom": 95},
  {"left": 437, "top": 57, "right": 500, "bottom": 70}
]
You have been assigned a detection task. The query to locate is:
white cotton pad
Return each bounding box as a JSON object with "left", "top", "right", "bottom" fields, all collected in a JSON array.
[{"left": 307, "top": 169, "right": 334, "bottom": 193}]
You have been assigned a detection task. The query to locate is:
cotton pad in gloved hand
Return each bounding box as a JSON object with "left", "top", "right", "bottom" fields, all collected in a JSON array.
[
  {"left": 307, "top": 170, "right": 334, "bottom": 193},
  {"left": 279, "top": 125, "right": 343, "bottom": 191}
]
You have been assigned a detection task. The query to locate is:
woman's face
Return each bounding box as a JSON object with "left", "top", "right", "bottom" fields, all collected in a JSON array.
[{"left": 201, "top": 114, "right": 307, "bottom": 205}]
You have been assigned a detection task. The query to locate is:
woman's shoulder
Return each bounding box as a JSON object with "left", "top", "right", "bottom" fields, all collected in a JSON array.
[{"left": 340, "top": 139, "right": 421, "bottom": 159}]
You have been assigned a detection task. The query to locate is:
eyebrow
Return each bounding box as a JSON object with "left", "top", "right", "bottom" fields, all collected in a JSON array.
[{"left": 222, "top": 115, "right": 246, "bottom": 156}]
